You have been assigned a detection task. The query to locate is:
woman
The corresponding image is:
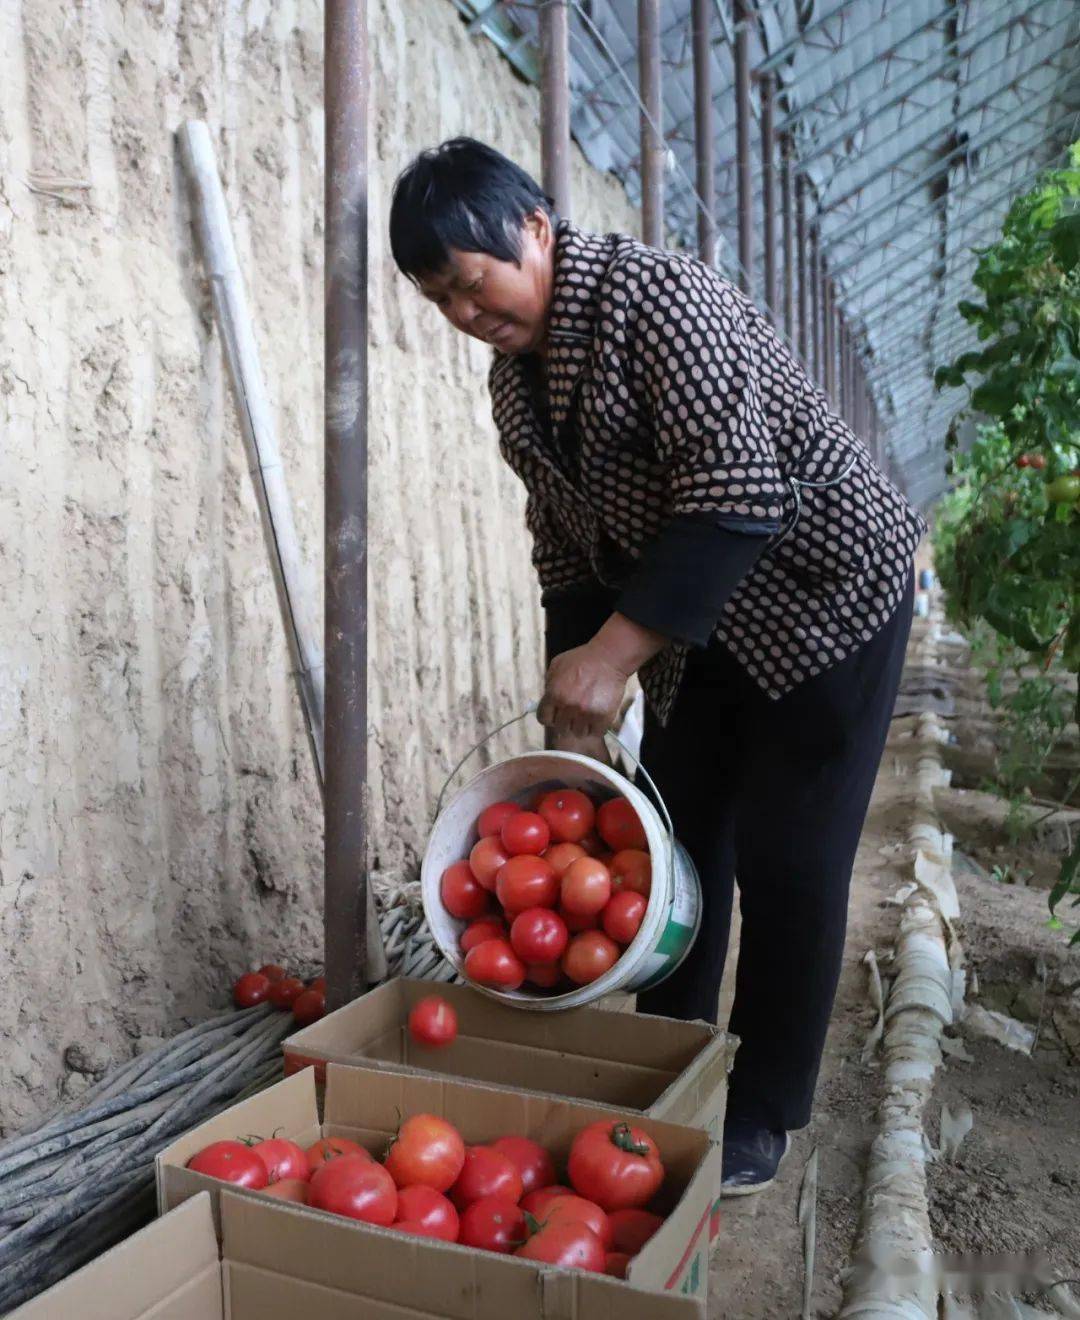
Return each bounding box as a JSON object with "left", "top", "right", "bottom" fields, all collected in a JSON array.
[{"left": 390, "top": 138, "right": 924, "bottom": 1195}]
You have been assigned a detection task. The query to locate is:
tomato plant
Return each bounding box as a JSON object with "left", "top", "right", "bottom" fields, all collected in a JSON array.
[
  {"left": 932, "top": 142, "right": 1080, "bottom": 936},
  {"left": 309, "top": 1155, "right": 397, "bottom": 1225},
  {"left": 187, "top": 1140, "right": 268, "bottom": 1188},
  {"left": 459, "top": 1196, "right": 527, "bottom": 1253},
  {"left": 510, "top": 907, "right": 569, "bottom": 963},
  {"left": 408, "top": 995, "right": 458, "bottom": 1048},
  {"left": 567, "top": 1120, "right": 664, "bottom": 1211},
  {"left": 384, "top": 1114, "right": 466, "bottom": 1193},
  {"left": 449, "top": 1146, "right": 524, "bottom": 1210}
]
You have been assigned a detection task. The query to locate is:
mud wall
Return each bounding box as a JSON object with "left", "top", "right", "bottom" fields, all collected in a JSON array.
[{"left": 0, "top": 0, "right": 637, "bottom": 1130}]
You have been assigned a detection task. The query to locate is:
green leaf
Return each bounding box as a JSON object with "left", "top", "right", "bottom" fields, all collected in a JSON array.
[
  {"left": 1049, "top": 835, "right": 1080, "bottom": 913},
  {"left": 1050, "top": 213, "right": 1080, "bottom": 270}
]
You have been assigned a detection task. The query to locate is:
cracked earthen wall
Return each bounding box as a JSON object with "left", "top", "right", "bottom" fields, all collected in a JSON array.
[{"left": 0, "top": 0, "right": 637, "bottom": 1131}]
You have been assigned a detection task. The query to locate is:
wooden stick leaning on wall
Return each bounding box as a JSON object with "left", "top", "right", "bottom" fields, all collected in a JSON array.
[{"left": 177, "top": 120, "right": 386, "bottom": 981}]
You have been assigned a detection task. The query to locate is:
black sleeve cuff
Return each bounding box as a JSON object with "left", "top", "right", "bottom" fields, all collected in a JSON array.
[
  {"left": 614, "top": 515, "right": 772, "bottom": 647},
  {"left": 543, "top": 580, "right": 620, "bottom": 668}
]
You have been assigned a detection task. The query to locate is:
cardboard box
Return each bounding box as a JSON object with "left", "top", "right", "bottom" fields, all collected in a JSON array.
[
  {"left": 11, "top": 1189, "right": 705, "bottom": 1319},
  {"left": 156, "top": 1066, "right": 723, "bottom": 1305},
  {"left": 282, "top": 977, "right": 733, "bottom": 1134}
]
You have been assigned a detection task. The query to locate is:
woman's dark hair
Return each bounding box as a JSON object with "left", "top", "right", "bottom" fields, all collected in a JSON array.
[{"left": 389, "top": 137, "right": 556, "bottom": 284}]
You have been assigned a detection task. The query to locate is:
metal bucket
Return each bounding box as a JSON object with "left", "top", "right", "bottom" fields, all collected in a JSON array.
[{"left": 420, "top": 712, "right": 702, "bottom": 1011}]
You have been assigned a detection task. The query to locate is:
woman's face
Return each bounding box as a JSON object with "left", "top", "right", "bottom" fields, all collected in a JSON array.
[{"left": 417, "top": 210, "right": 555, "bottom": 356}]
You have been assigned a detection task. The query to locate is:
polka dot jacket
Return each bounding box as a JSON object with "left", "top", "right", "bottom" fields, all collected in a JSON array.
[{"left": 488, "top": 219, "right": 926, "bottom": 727}]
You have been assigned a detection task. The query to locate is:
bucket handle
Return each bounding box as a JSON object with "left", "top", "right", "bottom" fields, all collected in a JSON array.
[{"left": 433, "top": 704, "right": 676, "bottom": 846}]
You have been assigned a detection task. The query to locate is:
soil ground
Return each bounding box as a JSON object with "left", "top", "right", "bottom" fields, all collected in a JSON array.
[{"left": 707, "top": 617, "right": 1080, "bottom": 1317}]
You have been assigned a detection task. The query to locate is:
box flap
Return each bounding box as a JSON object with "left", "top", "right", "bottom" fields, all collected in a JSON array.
[{"left": 8, "top": 1193, "right": 222, "bottom": 1320}]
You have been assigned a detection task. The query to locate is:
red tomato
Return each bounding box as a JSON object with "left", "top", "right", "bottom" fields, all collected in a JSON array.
[
  {"left": 408, "top": 995, "right": 458, "bottom": 1048},
  {"left": 577, "top": 829, "right": 606, "bottom": 857},
  {"left": 544, "top": 842, "right": 587, "bottom": 876},
  {"left": 605, "top": 1251, "right": 632, "bottom": 1278},
  {"left": 495, "top": 856, "right": 558, "bottom": 913},
  {"left": 520, "top": 1185, "right": 574, "bottom": 1217},
  {"left": 463, "top": 938, "right": 526, "bottom": 990},
  {"left": 490, "top": 1136, "right": 556, "bottom": 1197},
  {"left": 460, "top": 915, "right": 507, "bottom": 953},
  {"left": 441, "top": 859, "right": 491, "bottom": 919},
  {"left": 459, "top": 1196, "right": 527, "bottom": 1254},
  {"left": 1015, "top": 453, "right": 1031, "bottom": 468},
  {"left": 477, "top": 801, "right": 521, "bottom": 838},
  {"left": 187, "top": 1140, "right": 268, "bottom": 1188},
  {"left": 562, "top": 932, "right": 620, "bottom": 986},
  {"left": 596, "top": 799, "right": 647, "bottom": 851},
  {"left": 609, "top": 1208, "right": 664, "bottom": 1254},
  {"left": 449, "top": 1146, "right": 524, "bottom": 1210},
  {"left": 257, "top": 963, "right": 287, "bottom": 983},
  {"left": 384, "top": 1114, "right": 466, "bottom": 1193},
  {"left": 567, "top": 1121, "right": 664, "bottom": 1211},
  {"left": 292, "top": 988, "right": 325, "bottom": 1026},
  {"left": 516, "top": 1221, "right": 605, "bottom": 1272},
  {"left": 559, "top": 904, "right": 599, "bottom": 934},
  {"left": 501, "top": 811, "right": 551, "bottom": 857},
  {"left": 395, "top": 1219, "right": 442, "bottom": 1239},
  {"left": 309, "top": 1155, "right": 397, "bottom": 1225},
  {"left": 602, "top": 890, "right": 647, "bottom": 945},
  {"left": 233, "top": 972, "right": 272, "bottom": 1008},
  {"left": 526, "top": 962, "right": 562, "bottom": 988},
  {"left": 537, "top": 789, "right": 596, "bottom": 844},
  {"left": 561, "top": 858, "right": 612, "bottom": 916},
  {"left": 308, "top": 975, "right": 326, "bottom": 993},
  {"left": 469, "top": 836, "right": 510, "bottom": 891},
  {"left": 267, "top": 976, "right": 305, "bottom": 1010},
  {"left": 540, "top": 1193, "right": 613, "bottom": 1249},
  {"left": 1029, "top": 453, "right": 1047, "bottom": 470},
  {"left": 510, "top": 907, "right": 568, "bottom": 964},
  {"left": 394, "top": 1185, "right": 459, "bottom": 1242},
  {"left": 305, "top": 1136, "right": 371, "bottom": 1177},
  {"left": 260, "top": 1178, "right": 310, "bottom": 1204},
  {"left": 251, "top": 1137, "right": 308, "bottom": 1183},
  {"left": 610, "top": 849, "right": 652, "bottom": 898}
]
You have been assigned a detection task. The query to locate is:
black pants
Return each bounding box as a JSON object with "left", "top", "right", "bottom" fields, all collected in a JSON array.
[{"left": 634, "top": 572, "right": 914, "bottom": 1131}]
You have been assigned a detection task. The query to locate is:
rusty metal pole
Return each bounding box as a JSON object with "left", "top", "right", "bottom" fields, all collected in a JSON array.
[
  {"left": 760, "top": 72, "right": 776, "bottom": 321},
  {"left": 781, "top": 135, "right": 794, "bottom": 342},
  {"left": 540, "top": 0, "right": 571, "bottom": 216},
  {"left": 809, "top": 222, "right": 819, "bottom": 382},
  {"left": 324, "top": 0, "right": 369, "bottom": 1008},
  {"left": 692, "top": 0, "right": 715, "bottom": 265},
  {"left": 734, "top": 1, "right": 753, "bottom": 294},
  {"left": 639, "top": 0, "right": 664, "bottom": 247},
  {"left": 795, "top": 178, "right": 808, "bottom": 360}
]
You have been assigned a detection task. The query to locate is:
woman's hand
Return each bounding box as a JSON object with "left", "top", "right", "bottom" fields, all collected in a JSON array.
[
  {"left": 538, "top": 642, "right": 630, "bottom": 741},
  {"left": 537, "top": 611, "right": 669, "bottom": 741}
]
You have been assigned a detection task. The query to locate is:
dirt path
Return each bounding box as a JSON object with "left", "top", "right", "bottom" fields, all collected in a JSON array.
[{"left": 708, "top": 708, "right": 923, "bottom": 1316}]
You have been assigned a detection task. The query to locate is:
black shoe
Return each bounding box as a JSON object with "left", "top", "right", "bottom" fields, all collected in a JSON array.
[{"left": 720, "top": 1119, "right": 790, "bottom": 1197}]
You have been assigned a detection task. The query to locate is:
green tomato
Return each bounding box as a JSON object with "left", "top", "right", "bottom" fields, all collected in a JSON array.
[{"left": 1045, "top": 475, "right": 1080, "bottom": 504}]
